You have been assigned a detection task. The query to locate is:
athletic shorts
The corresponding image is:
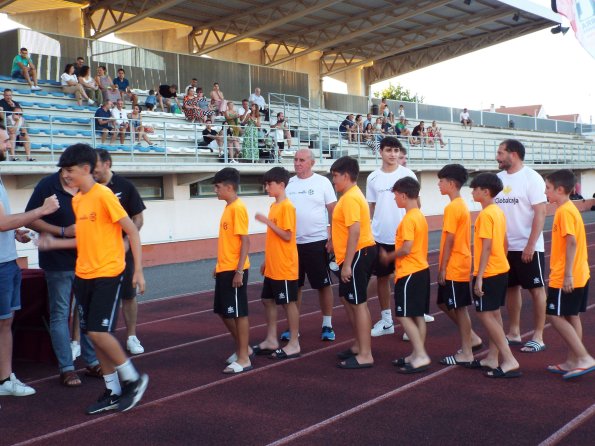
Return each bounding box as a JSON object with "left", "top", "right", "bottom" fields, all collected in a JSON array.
[
  {"left": 75, "top": 274, "right": 123, "bottom": 333},
  {"left": 473, "top": 272, "right": 508, "bottom": 312},
  {"left": 372, "top": 242, "right": 395, "bottom": 277},
  {"left": 394, "top": 268, "right": 430, "bottom": 317},
  {"left": 214, "top": 269, "right": 249, "bottom": 318},
  {"left": 15, "top": 132, "right": 26, "bottom": 147},
  {"left": 437, "top": 280, "right": 472, "bottom": 310},
  {"left": 261, "top": 277, "right": 299, "bottom": 305},
  {"left": 546, "top": 280, "right": 589, "bottom": 316},
  {"left": 119, "top": 250, "right": 136, "bottom": 301},
  {"left": 11, "top": 70, "right": 24, "bottom": 79},
  {"left": 297, "top": 240, "right": 332, "bottom": 289},
  {"left": 507, "top": 251, "right": 545, "bottom": 289},
  {"left": 0, "top": 260, "right": 21, "bottom": 319},
  {"left": 335, "top": 245, "right": 376, "bottom": 305}
]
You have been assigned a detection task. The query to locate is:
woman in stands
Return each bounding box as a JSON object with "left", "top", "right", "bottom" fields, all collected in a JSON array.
[
  {"left": 379, "top": 98, "right": 390, "bottom": 118},
  {"left": 129, "top": 104, "right": 154, "bottom": 146},
  {"left": 95, "top": 66, "right": 120, "bottom": 103},
  {"left": 363, "top": 122, "right": 379, "bottom": 153},
  {"left": 354, "top": 114, "right": 363, "bottom": 143},
  {"left": 61, "top": 64, "right": 94, "bottom": 106},
  {"left": 196, "top": 88, "right": 215, "bottom": 123},
  {"left": 210, "top": 82, "right": 227, "bottom": 115},
  {"left": 224, "top": 101, "right": 241, "bottom": 162},
  {"left": 183, "top": 86, "right": 201, "bottom": 123},
  {"left": 77, "top": 65, "right": 102, "bottom": 105},
  {"left": 241, "top": 103, "right": 260, "bottom": 162},
  {"left": 429, "top": 120, "right": 446, "bottom": 147}
]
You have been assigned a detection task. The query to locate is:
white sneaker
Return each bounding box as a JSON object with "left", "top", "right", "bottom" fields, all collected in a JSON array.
[
  {"left": 424, "top": 314, "right": 435, "bottom": 322},
  {"left": 31, "top": 86, "right": 42, "bottom": 91},
  {"left": 126, "top": 336, "right": 145, "bottom": 355},
  {"left": 71, "top": 341, "right": 81, "bottom": 361},
  {"left": 371, "top": 319, "right": 395, "bottom": 337},
  {"left": 0, "top": 373, "right": 36, "bottom": 396},
  {"left": 88, "top": 99, "right": 95, "bottom": 105}
]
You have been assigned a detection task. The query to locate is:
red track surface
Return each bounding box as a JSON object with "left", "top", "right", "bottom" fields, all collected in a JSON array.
[{"left": 3, "top": 225, "right": 595, "bottom": 446}]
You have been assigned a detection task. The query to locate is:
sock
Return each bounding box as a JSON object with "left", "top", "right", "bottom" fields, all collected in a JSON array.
[
  {"left": 322, "top": 316, "right": 332, "bottom": 328},
  {"left": 381, "top": 309, "right": 393, "bottom": 324},
  {"left": 103, "top": 371, "right": 121, "bottom": 396},
  {"left": 116, "top": 359, "right": 140, "bottom": 383},
  {"left": 0, "top": 376, "right": 9, "bottom": 385}
]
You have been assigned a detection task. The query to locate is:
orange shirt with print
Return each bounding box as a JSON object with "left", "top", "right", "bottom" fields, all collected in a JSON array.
[
  {"left": 395, "top": 208, "right": 429, "bottom": 280},
  {"left": 439, "top": 197, "right": 471, "bottom": 282},
  {"left": 331, "top": 185, "right": 375, "bottom": 265},
  {"left": 264, "top": 198, "right": 298, "bottom": 280},
  {"left": 473, "top": 204, "right": 509, "bottom": 277},
  {"left": 72, "top": 183, "right": 128, "bottom": 279},
  {"left": 549, "top": 201, "right": 590, "bottom": 288},
  {"left": 216, "top": 198, "right": 250, "bottom": 273}
]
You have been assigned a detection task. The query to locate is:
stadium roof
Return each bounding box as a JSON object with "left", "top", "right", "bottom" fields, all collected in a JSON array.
[{"left": 1, "top": 0, "right": 561, "bottom": 82}]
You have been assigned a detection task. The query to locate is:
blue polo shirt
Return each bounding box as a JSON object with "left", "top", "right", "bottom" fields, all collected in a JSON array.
[
  {"left": 114, "top": 77, "right": 130, "bottom": 92},
  {"left": 94, "top": 106, "right": 112, "bottom": 130}
]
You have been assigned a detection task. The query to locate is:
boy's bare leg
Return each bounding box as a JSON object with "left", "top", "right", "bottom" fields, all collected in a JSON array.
[
  {"left": 505, "top": 286, "right": 522, "bottom": 343},
  {"left": 0, "top": 318, "right": 14, "bottom": 379},
  {"left": 283, "top": 302, "right": 300, "bottom": 355},
  {"left": 122, "top": 298, "right": 138, "bottom": 338},
  {"left": 256, "top": 299, "right": 279, "bottom": 350},
  {"left": 399, "top": 316, "right": 430, "bottom": 368},
  {"left": 319, "top": 286, "right": 333, "bottom": 320},
  {"left": 88, "top": 332, "right": 128, "bottom": 374},
  {"left": 438, "top": 303, "right": 482, "bottom": 350},
  {"left": 549, "top": 315, "right": 595, "bottom": 370},
  {"left": 234, "top": 316, "right": 251, "bottom": 366},
  {"left": 351, "top": 303, "right": 373, "bottom": 364},
  {"left": 341, "top": 297, "right": 359, "bottom": 353},
  {"left": 521, "top": 287, "right": 546, "bottom": 349},
  {"left": 478, "top": 310, "right": 519, "bottom": 373},
  {"left": 454, "top": 308, "right": 474, "bottom": 361}
]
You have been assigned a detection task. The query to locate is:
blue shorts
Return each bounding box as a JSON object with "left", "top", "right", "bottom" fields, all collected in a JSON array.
[
  {"left": 0, "top": 260, "right": 22, "bottom": 319},
  {"left": 11, "top": 70, "right": 24, "bottom": 79}
]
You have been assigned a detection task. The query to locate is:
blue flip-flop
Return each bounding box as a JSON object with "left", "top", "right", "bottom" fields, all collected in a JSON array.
[{"left": 563, "top": 365, "right": 595, "bottom": 380}]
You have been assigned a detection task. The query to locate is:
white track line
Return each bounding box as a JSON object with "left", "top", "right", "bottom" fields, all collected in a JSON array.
[{"left": 537, "top": 403, "right": 595, "bottom": 446}]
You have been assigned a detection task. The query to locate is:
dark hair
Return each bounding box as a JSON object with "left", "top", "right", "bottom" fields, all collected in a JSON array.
[
  {"left": 63, "top": 63, "right": 74, "bottom": 74},
  {"left": 79, "top": 65, "right": 90, "bottom": 78},
  {"left": 213, "top": 167, "right": 240, "bottom": 190},
  {"left": 500, "top": 139, "right": 525, "bottom": 161},
  {"left": 3, "top": 88, "right": 12, "bottom": 94},
  {"left": 118, "top": 68, "right": 125, "bottom": 74},
  {"left": 20, "top": 47, "right": 27, "bottom": 52},
  {"left": 392, "top": 177, "right": 420, "bottom": 198},
  {"left": 546, "top": 169, "right": 576, "bottom": 194},
  {"left": 99, "top": 65, "right": 107, "bottom": 71},
  {"left": 192, "top": 78, "right": 197, "bottom": 81},
  {"left": 57, "top": 143, "right": 97, "bottom": 169},
  {"left": 469, "top": 172, "right": 503, "bottom": 197},
  {"left": 170, "top": 84, "right": 177, "bottom": 90},
  {"left": 379, "top": 136, "right": 404, "bottom": 151},
  {"left": 0, "top": 123, "right": 6, "bottom": 131},
  {"left": 76, "top": 56, "right": 84, "bottom": 62},
  {"left": 330, "top": 156, "right": 359, "bottom": 182},
  {"left": 149, "top": 89, "right": 155, "bottom": 95},
  {"left": 95, "top": 148, "right": 112, "bottom": 165},
  {"left": 263, "top": 166, "right": 290, "bottom": 187},
  {"left": 437, "top": 164, "right": 468, "bottom": 188}
]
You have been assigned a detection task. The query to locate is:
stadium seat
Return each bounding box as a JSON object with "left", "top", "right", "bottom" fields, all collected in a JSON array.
[
  {"left": 61, "top": 130, "right": 78, "bottom": 136},
  {"left": 31, "top": 143, "right": 43, "bottom": 150},
  {"left": 54, "top": 116, "right": 73, "bottom": 123},
  {"left": 54, "top": 104, "right": 69, "bottom": 110},
  {"left": 36, "top": 103, "right": 51, "bottom": 109},
  {"left": 136, "top": 145, "right": 151, "bottom": 153},
  {"left": 49, "top": 92, "right": 65, "bottom": 97},
  {"left": 0, "top": 75, "right": 11, "bottom": 81},
  {"left": 14, "top": 89, "right": 31, "bottom": 94},
  {"left": 19, "top": 101, "right": 35, "bottom": 107},
  {"left": 73, "top": 118, "right": 91, "bottom": 124},
  {"left": 33, "top": 90, "right": 49, "bottom": 96},
  {"left": 71, "top": 105, "right": 85, "bottom": 111},
  {"left": 27, "top": 128, "right": 42, "bottom": 135},
  {"left": 79, "top": 130, "right": 92, "bottom": 137}
]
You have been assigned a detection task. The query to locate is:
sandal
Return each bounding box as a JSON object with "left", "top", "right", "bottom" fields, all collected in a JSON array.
[
  {"left": 85, "top": 364, "right": 103, "bottom": 378},
  {"left": 60, "top": 371, "right": 82, "bottom": 387}
]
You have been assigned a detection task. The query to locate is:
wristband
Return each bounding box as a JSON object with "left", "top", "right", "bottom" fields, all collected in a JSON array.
[
  {"left": 60, "top": 227, "right": 65, "bottom": 238},
  {"left": 235, "top": 270, "right": 244, "bottom": 275}
]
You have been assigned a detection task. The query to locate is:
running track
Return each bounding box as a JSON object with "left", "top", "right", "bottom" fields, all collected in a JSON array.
[{"left": 3, "top": 224, "right": 595, "bottom": 446}]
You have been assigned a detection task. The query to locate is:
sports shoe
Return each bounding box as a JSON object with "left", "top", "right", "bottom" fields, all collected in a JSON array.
[
  {"left": 31, "top": 86, "right": 42, "bottom": 91},
  {"left": 321, "top": 326, "right": 336, "bottom": 341},
  {"left": 87, "top": 99, "right": 95, "bottom": 105},
  {"left": 279, "top": 330, "right": 301, "bottom": 341},
  {"left": 424, "top": 314, "right": 435, "bottom": 322},
  {"left": 86, "top": 389, "right": 119, "bottom": 415},
  {"left": 118, "top": 374, "right": 149, "bottom": 412},
  {"left": 127, "top": 336, "right": 145, "bottom": 354},
  {"left": 71, "top": 340, "right": 81, "bottom": 361},
  {"left": 0, "top": 373, "right": 36, "bottom": 396},
  {"left": 371, "top": 319, "right": 395, "bottom": 337}
]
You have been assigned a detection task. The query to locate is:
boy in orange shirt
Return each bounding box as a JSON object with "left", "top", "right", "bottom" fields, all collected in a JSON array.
[
  {"left": 253, "top": 167, "right": 301, "bottom": 359},
  {"left": 39, "top": 143, "right": 148, "bottom": 413},
  {"left": 331, "top": 156, "right": 376, "bottom": 369},
  {"left": 436, "top": 164, "right": 482, "bottom": 366},
  {"left": 544, "top": 169, "right": 595, "bottom": 379},
  {"left": 212, "top": 168, "right": 252, "bottom": 374},
  {"left": 470, "top": 173, "right": 520, "bottom": 378},
  {"left": 380, "top": 177, "right": 431, "bottom": 374}
]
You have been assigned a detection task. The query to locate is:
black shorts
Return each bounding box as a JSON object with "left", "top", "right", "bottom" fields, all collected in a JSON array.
[
  {"left": 335, "top": 245, "right": 376, "bottom": 305},
  {"left": 261, "top": 277, "right": 299, "bottom": 305},
  {"left": 507, "top": 251, "right": 545, "bottom": 289},
  {"left": 546, "top": 280, "right": 589, "bottom": 316},
  {"left": 214, "top": 270, "right": 249, "bottom": 318},
  {"left": 74, "top": 274, "right": 123, "bottom": 333},
  {"left": 297, "top": 240, "right": 332, "bottom": 289},
  {"left": 372, "top": 242, "right": 395, "bottom": 277},
  {"left": 437, "top": 280, "right": 472, "bottom": 310},
  {"left": 394, "top": 268, "right": 430, "bottom": 317},
  {"left": 473, "top": 272, "right": 508, "bottom": 312},
  {"left": 119, "top": 250, "right": 136, "bottom": 300},
  {"left": 15, "top": 132, "right": 26, "bottom": 147}
]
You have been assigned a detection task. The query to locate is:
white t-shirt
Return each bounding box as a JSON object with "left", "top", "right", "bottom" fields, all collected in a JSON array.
[
  {"left": 366, "top": 166, "right": 417, "bottom": 244},
  {"left": 460, "top": 111, "right": 470, "bottom": 121},
  {"left": 249, "top": 93, "right": 266, "bottom": 108},
  {"left": 496, "top": 166, "right": 546, "bottom": 252},
  {"left": 111, "top": 107, "right": 129, "bottom": 126},
  {"left": 61, "top": 73, "right": 78, "bottom": 86},
  {"left": 6, "top": 115, "right": 24, "bottom": 132},
  {"left": 286, "top": 173, "right": 336, "bottom": 244}
]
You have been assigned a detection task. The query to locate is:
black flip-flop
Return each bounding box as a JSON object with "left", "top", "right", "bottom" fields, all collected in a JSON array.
[
  {"left": 506, "top": 338, "right": 523, "bottom": 346},
  {"left": 397, "top": 363, "right": 430, "bottom": 374},
  {"left": 337, "top": 356, "right": 373, "bottom": 369},
  {"left": 392, "top": 357, "right": 409, "bottom": 367},
  {"left": 463, "top": 359, "right": 493, "bottom": 371},
  {"left": 485, "top": 367, "right": 522, "bottom": 378},
  {"left": 268, "top": 348, "right": 300, "bottom": 360},
  {"left": 439, "top": 355, "right": 473, "bottom": 366},
  {"left": 337, "top": 349, "right": 357, "bottom": 360},
  {"left": 251, "top": 345, "right": 276, "bottom": 356},
  {"left": 472, "top": 342, "right": 484, "bottom": 352}
]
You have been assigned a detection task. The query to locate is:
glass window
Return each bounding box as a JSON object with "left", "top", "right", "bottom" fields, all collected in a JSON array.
[
  {"left": 190, "top": 175, "right": 265, "bottom": 198},
  {"left": 127, "top": 177, "right": 163, "bottom": 200}
]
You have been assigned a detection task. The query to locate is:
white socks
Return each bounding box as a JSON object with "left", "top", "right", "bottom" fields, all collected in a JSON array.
[
  {"left": 381, "top": 309, "right": 393, "bottom": 324},
  {"left": 115, "top": 359, "right": 140, "bottom": 383},
  {"left": 322, "top": 316, "right": 332, "bottom": 328},
  {"left": 104, "top": 371, "right": 121, "bottom": 396}
]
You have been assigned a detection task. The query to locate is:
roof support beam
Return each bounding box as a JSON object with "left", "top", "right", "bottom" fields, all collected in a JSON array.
[{"left": 0, "top": 0, "right": 17, "bottom": 9}]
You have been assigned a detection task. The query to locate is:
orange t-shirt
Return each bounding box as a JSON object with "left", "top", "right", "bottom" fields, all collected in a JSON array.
[
  {"left": 549, "top": 201, "right": 590, "bottom": 288},
  {"left": 72, "top": 183, "right": 128, "bottom": 279},
  {"left": 331, "top": 185, "right": 375, "bottom": 265},
  {"left": 216, "top": 198, "right": 250, "bottom": 273},
  {"left": 439, "top": 197, "right": 471, "bottom": 282},
  {"left": 264, "top": 198, "right": 298, "bottom": 280},
  {"left": 395, "top": 208, "right": 429, "bottom": 280},
  {"left": 473, "top": 204, "right": 509, "bottom": 277}
]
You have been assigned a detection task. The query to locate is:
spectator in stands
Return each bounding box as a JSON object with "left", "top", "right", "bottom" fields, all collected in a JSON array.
[
  {"left": 428, "top": 120, "right": 445, "bottom": 147},
  {"left": 6, "top": 107, "right": 34, "bottom": 161},
  {"left": 202, "top": 120, "right": 223, "bottom": 157},
  {"left": 157, "top": 84, "right": 181, "bottom": 113},
  {"left": 196, "top": 87, "right": 215, "bottom": 122},
  {"left": 249, "top": 87, "right": 270, "bottom": 122},
  {"left": 386, "top": 112, "right": 397, "bottom": 135},
  {"left": 364, "top": 122, "right": 379, "bottom": 153},
  {"left": 114, "top": 69, "right": 138, "bottom": 107},
  {"left": 145, "top": 89, "right": 156, "bottom": 111},
  {"left": 0, "top": 89, "right": 20, "bottom": 118},
  {"left": 183, "top": 86, "right": 201, "bottom": 123},
  {"left": 224, "top": 101, "right": 242, "bottom": 162},
  {"left": 129, "top": 105, "right": 154, "bottom": 146},
  {"left": 374, "top": 117, "right": 385, "bottom": 135},
  {"left": 61, "top": 64, "right": 94, "bottom": 106},
  {"left": 73, "top": 56, "right": 85, "bottom": 76},
  {"left": 354, "top": 114, "right": 364, "bottom": 142},
  {"left": 460, "top": 107, "right": 472, "bottom": 129},
  {"left": 239, "top": 99, "right": 250, "bottom": 131},
  {"left": 379, "top": 98, "right": 390, "bottom": 118},
  {"left": 241, "top": 104, "right": 260, "bottom": 162},
  {"left": 271, "top": 112, "right": 291, "bottom": 160},
  {"left": 95, "top": 66, "right": 120, "bottom": 103},
  {"left": 185, "top": 78, "right": 198, "bottom": 96},
  {"left": 398, "top": 104, "right": 406, "bottom": 119},
  {"left": 94, "top": 100, "right": 113, "bottom": 144},
  {"left": 77, "top": 65, "right": 103, "bottom": 105},
  {"left": 11, "top": 48, "right": 41, "bottom": 91},
  {"left": 363, "top": 113, "right": 374, "bottom": 129},
  {"left": 381, "top": 116, "right": 393, "bottom": 135},
  {"left": 411, "top": 120, "right": 427, "bottom": 146},
  {"left": 396, "top": 116, "right": 411, "bottom": 141},
  {"left": 210, "top": 82, "right": 227, "bottom": 115},
  {"left": 110, "top": 99, "right": 130, "bottom": 144},
  {"left": 339, "top": 114, "right": 356, "bottom": 143}
]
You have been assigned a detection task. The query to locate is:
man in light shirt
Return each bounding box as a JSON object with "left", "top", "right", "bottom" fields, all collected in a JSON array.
[
  {"left": 110, "top": 99, "right": 129, "bottom": 145},
  {"left": 249, "top": 87, "right": 269, "bottom": 122}
]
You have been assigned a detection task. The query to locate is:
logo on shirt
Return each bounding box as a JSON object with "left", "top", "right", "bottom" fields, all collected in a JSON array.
[
  {"left": 448, "top": 298, "right": 454, "bottom": 305},
  {"left": 552, "top": 223, "right": 558, "bottom": 233},
  {"left": 222, "top": 222, "right": 229, "bottom": 231},
  {"left": 227, "top": 306, "right": 235, "bottom": 314},
  {"left": 79, "top": 212, "right": 97, "bottom": 222},
  {"left": 502, "top": 185, "right": 512, "bottom": 195},
  {"left": 494, "top": 197, "right": 519, "bottom": 204},
  {"left": 114, "top": 192, "right": 122, "bottom": 200},
  {"left": 308, "top": 189, "right": 314, "bottom": 195}
]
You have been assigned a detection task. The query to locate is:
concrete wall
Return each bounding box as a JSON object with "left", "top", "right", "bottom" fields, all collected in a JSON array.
[{"left": 6, "top": 8, "right": 82, "bottom": 37}]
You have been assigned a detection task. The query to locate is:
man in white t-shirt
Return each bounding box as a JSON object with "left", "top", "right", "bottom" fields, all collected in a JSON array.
[
  {"left": 366, "top": 137, "right": 421, "bottom": 337},
  {"left": 460, "top": 108, "right": 472, "bottom": 129},
  {"left": 249, "top": 87, "right": 269, "bottom": 122},
  {"left": 110, "top": 99, "right": 129, "bottom": 145},
  {"left": 285, "top": 148, "right": 337, "bottom": 341},
  {"left": 495, "top": 139, "right": 547, "bottom": 352}
]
